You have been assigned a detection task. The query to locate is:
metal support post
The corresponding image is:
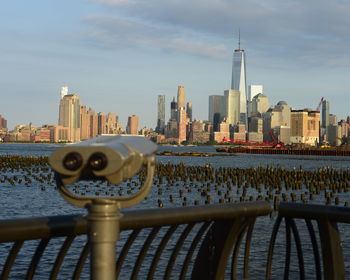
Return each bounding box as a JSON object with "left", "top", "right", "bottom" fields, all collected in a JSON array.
[{"left": 87, "top": 200, "right": 120, "bottom": 280}]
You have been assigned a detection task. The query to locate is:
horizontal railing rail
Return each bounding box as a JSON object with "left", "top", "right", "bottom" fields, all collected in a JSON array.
[{"left": 0, "top": 201, "right": 271, "bottom": 279}]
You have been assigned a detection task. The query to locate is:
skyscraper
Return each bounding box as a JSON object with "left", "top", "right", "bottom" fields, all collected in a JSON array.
[
  {"left": 60, "top": 86, "right": 68, "bottom": 99},
  {"left": 0, "top": 114, "right": 7, "bottom": 131},
  {"left": 170, "top": 97, "right": 177, "bottom": 120},
  {"left": 59, "top": 94, "right": 81, "bottom": 142},
  {"left": 208, "top": 95, "right": 224, "bottom": 125},
  {"left": 248, "top": 85, "right": 263, "bottom": 101},
  {"left": 177, "top": 85, "right": 186, "bottom": 109},
  {"left": 321, "top": 100, "right": 330, "bottom": 128},
  {"left": 251, "top": 93, "right": 270, "bottom": 115},
  {"left": 156, "top": 95, "right": 166, "bottom": 134},
  {"left": 126, "top": 115, "right": 139, "bottom": 135},
  {"left": 97, "top": 112, "right": 107, "bottom": 135},
  {"left": 186, "top": 102, "right": 192, "bottom": 122},
  {"left": 224, "top": 90, "right": 240, "bottom": 126},
  {"left": 178, "top": 107, "right": 187, "bottom": 143},
  {"left": 231, "top": 36, "right": 247, "bottom": 125}
]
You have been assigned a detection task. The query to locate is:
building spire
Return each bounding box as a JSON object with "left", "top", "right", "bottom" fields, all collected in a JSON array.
[{"left": 238, "top": 29, "right": 241, "bottom": 50}]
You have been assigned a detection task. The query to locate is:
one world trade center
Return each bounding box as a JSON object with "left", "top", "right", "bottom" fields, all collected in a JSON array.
[{"left": 231, "top": 36, "right": 247, "bottom": 126}]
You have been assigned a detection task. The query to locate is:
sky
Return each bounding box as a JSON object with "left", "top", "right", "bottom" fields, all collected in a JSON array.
[{"left": 1, "top": 0, "right": 349, "bottom": 130}]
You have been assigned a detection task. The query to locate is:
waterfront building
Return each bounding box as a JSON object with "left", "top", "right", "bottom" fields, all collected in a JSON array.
[
  {"left": 189, "top": 120, "right": 210, "bottom": 143},
  {"left": 213, "top": 120, "right": 230, "bottom": 143},
  {"left": 58, "top": 94, "right": 81, "bottom": 142},
  {"left": 106, "top": 113, "right": 118, "bottom": 134},
  {"left": 60, "top": 86, "right": 68, "bottom": 99},
  {"left": 156, "top": 95, "right": 166, "bottom": 134},
  {"left": 263, "top": 101, "right": 291, "bottom": 144},
  {"left": 88, "top": 108, "right": 98, "bottom": 139},
  {"left": 0, "top": 114, "right": 7, "bottom": 132},
  {"left": 97, "top": 112, "right": 107, "bottom": 135},
  {"left": 248, "top": 115, "right": 263, "bottom": 133},
  {"left": 339, "top": 120, "right": 349, "bottom": 140},
  {"left": 247, "top": 132, "right": 263, "bottom": 143},
  {"left": 126, "top": 115, "right": 139, "bottom": 135},
  {"left": 177, "top": 85, "right": 186, "bottom": 109},
  {"left": 170, "top": 97, "right": 177, "bottom": 121},
  {"left": 290, "top": 109, "right": 320, "bottom": 145},
  {"left": 47, "top": 125, "right": 70, "bottom": 142},
  {"left": 208, "top": 95, "right": 225, "bottom": 128},
  {"left": 328, "top": 124, "right": 342, "bottom": 146},
  {"left": 321, "top": 100, "right": 330, "bottom": 128},
  {"left": 329, "top": 114, "right": 337, "bottom": 126},
  {"left": 251, "top": 93, "right": 270, "bottom": 116},
  {"left": 31, "top": 127, "right": 51, "bottom": 142},
  {"left": 231, "top": 41, "right": 247, "bottom": 125},
  {"left": 80, "top": 106, "right": 89, "bottom": 140},
  {"left": 248, "top": 85, "right": 263, "bottom": 101},
  {"left": 232, "top": 123, "right": 246, "bottom": 142},
  {"left": 186, "top": 102, "right": 192, "bottom": 122},
  {"left": 178, "top": 107, "right": 187, "bottom": 143},
  {"left": 223, "top": 90, "right": 240, "bottom": 126},
  {"left": 166, "top": 119, "right": 178, "bottom": 139}
]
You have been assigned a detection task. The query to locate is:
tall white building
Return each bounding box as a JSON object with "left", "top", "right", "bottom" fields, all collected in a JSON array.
[
  {"left": 60, "top": 86, "right": 68, "bottom": 99},
  {"left": 58, "top": 94, "right": 81, "bottom": 142},
  {"left": 231, "top": 44, "right": 247, "bottom": 125},
  {"left": 224, "top": 90, "right": 240, "bottom": 126},
  {"left": 251, "top": 93, "right": 270, "bottom": 115},
  {"left": 248, "top": 85, "right": 263, "bottom": 101}
]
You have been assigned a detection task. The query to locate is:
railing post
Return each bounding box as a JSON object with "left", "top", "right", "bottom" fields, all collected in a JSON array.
[
  {"left": 317, "top": 220, "right": 345, "bottom": 280},
  {"left": 49, "top": 135, "right": 157, "bottom": 280},
  {"left": 87, "top": 200, "right": 120, "bottom": 280}
]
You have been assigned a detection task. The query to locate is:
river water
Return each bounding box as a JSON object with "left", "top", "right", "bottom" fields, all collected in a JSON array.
[{"left": 0, "top": 143, "right": 350, "bottom": 279}]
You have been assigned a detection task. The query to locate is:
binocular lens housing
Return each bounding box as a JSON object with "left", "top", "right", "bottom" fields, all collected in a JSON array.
[
  {"left": 88, "top": 152, "right": 108, "bottom": 171},
  {"left": 63, "top": 152, "right": 83, "bottom": 171}
]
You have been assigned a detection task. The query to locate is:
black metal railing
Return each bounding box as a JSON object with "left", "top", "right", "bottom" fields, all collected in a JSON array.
[
  {"left": 267, "top": 202, "right": 350, "bottom": 280},
  {"left": 0, "top": 202, "right": 270, "bottom": 279},
  {"left": 2, "top": 202, "right": 350, "bottom": 279}
]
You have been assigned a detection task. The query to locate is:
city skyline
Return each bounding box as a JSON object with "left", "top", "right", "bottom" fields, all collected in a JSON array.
[{"left": 1, "top": 0, "right": 350, "bottom": 129}]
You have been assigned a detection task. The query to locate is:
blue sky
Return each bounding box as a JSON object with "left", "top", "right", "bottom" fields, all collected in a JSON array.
[{"left": 1, "top": 0, "right": 349, "bottom": 129}]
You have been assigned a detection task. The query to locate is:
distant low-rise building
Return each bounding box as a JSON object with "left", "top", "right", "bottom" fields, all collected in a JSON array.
[{"left": 189, "top": 120, "right": 210, "bottom": 143}]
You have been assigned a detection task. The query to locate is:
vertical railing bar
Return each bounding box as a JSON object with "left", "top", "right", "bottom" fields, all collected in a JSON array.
[
  {"left": 25, "top": 238, "right": 50, "bottom": 280},
  {"left": 1, "top": 241, "right": 24, "bottom": 280},
  {"left": 72, "top": 242, "right": 90, "bottom": 280},
  {"left": 265, "top": 214, "right": 283, "bottom": 279},
  {"left": 288, "top": 218, "right": 305, "bottom": 279},
  {"left": 305, "top": 219, "right": 322, "bottom": 279},
  {"left": 180, "top": 222, "right": 211, "bottom": 280},
  {"left": 284, "top": 218, "right": 291, "bottom": 280},
  {"left": 49, "top": 235, "right": 76, "bottom": 280},
  {"left": 164, "top": 223, "right": 195, "bottom": 280},
  {"left": 147, "top": 225, "right": 178, "bottom": 280},
  {"left": 243, "top": 219, "right": 256, "bottom": 279},
  {"left": 317, "top": 220, "right": 345, "bottom": 279},
  {"left": 230, "top": 218, "right": 253, "bottom": 279},
  {"left": 116, "top": 229, "right": 141, "bottom": 279},
  {"left": 131, "top": 227, "right": 160, "bottom": 280}
]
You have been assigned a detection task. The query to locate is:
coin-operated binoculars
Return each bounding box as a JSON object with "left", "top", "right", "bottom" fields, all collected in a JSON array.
[{"left": 49, "top": 135, "right": 157, "bottom": 280}]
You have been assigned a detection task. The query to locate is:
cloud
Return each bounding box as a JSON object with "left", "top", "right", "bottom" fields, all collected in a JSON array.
[
  {"left": 83, "top": 15, "right": 229, "bottom": 59},
  {"left": 85, "top": 0, "right": 130, "bottom": 7},
  {"left": 83, "top": 0, "right": 350, "bottom": 66}
]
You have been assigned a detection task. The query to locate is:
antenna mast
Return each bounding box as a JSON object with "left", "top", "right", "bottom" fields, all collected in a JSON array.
[{"left": 238, "top": 29, "right": 241, "bottom": 50}]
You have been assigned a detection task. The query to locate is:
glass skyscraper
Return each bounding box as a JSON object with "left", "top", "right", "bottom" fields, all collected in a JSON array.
[
  {"left": 231, "top": 48, "right": 247, "bottom": 125},
  {"left": 156, "top": 95, "right": 166, "bottom": 134}
]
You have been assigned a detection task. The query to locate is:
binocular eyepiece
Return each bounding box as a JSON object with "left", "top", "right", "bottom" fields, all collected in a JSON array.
[{"left": 49, "top": 135, "right": 157, "bottom": 185}]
